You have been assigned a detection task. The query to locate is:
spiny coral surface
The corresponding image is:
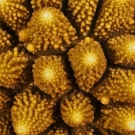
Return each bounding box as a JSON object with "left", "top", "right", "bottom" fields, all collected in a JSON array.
[
  {"left": 106, "top": 34, "right": 135, "bottom": 67},
  {"left": 68, "top": 37, "right": 107, "bottom": 92},
  {"left": 0, "top": 0, "right": 29, "bottom": 32},
  {"left": 0, "top": 48, "right": 28, "bottom": 89},
  {"left": 33, "top": 55, "right": 71, "bottom": 98},
  {"left": 100, "top": 105, "right": 135, "bottom": 134},
  {"left": 91, "top": 67, "right": 135, "bottom": 104},
  {"left": 11, "top": 89, "right": 54, "bottom": 135},
  {"left": 60, "top": 92, "right": 94, "bottom": 127},
  {"left": 19, "top": 7, "right": 77, "bottom": 53},
  {"left": 94, "top": 0, "right": 135, "bottom": 39},
  {"left": 67, "top": 0, "right": 99, "bottom": 36},
  {"left": 31, "top": 0, "right": 62, "bottom": 10}
]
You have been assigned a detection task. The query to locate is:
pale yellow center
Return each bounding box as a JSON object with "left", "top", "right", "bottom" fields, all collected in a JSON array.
[
  {"left": 43, "top": 68, "right": 54, "bottom": 80},
  {"left": 83, "top": 53, "right": 97, "bottom": 65},
  {"left": 16, "top": 125, "right": 27, "bottom": 135},
  {"left": 41, "top": 10, "right": 53, "bottom": 22},
  {"left": 72, "top": 112, "right": 83, "bottom": 124},
  {"left": 127, "top": 120, "right": 135, "bottom": 131},
  {"left": 132, "top": 83, "right": 135, "bottom": 91},
  {"left": 0, "top": 0, "right": 6, "bottom": 5},
  {"left": 127, "top": 42, "right": 135, "bottom": 53}
]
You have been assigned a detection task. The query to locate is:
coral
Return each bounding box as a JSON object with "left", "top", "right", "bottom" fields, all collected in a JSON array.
[
  {"left": 19, "top": 7, "right": 77, "bottom": 53},
  {"left": 0, "top": 0, "right": 29, "bottom": 32},
  {"left": 91, "top": 67, "right": 135, "bottom": 104},
  {"left": 67, "top": 0, "right": 99, "bottom": 36},
  {"left": 46, "top": 127, "right": 68, "bottom": 135},
  {"left": 94, "top": 0, "right": 135, "bottom": 39},
  {"left": 0, "top": 28, "right": 11, "bottom": 48},
  {"left": 68, "top": 37, "right": 107, "bottom": 92},
  {"left": 0, "top": 48, "right": 28, "bottom": 89},
  {"left": 0, "top": 90, "right": 10, "bottom": 110},
  {"left": 33, "top": 55, "right": 71, "bottom": 98},
  {"left": 105, "top": 34, "right": 135, "bottom": 67},
  {"left": 11, "top": 89, "right": 54, "bottom": 135},
  {"left": 100, "top": 105, "right": 135, "bottom": 134},
  {"left": 72, "top": 126, "right": 95, "bottom": 135},
  {"left": 60, "top": 92, "right": 94, "bottom": 127},
  {"left": 31, "top": 0, "right": 62, "bottom": 10},
  {"left": 0, "top": 115, "right": 13, "bottom": 135}
]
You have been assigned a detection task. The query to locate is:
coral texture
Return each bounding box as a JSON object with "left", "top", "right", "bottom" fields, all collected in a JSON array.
[
  {"left": 106, "top": 34, "right": 135, "bottom": 67},
  {"left": 0, "top": 48, "right": 28, "bottom": 89},
  {"left": 31, "top": 0, "right": 62, "bottom": 10},
  {"left": 91, "top": 67, "right": 135, "bottom": 104},
  {"left": 60, "top": 92, "right": 94, "bottom": 127},
  {"left": 33, "top": 56, "right": 71, "bottom": 98},
  {"left": 0, "top": 115, "right": 13, "bottom": 135},
  {"left": 0, "top": 28, "right": 11, "bottom": 48},
  {"left": 72, "top": 126, "right": 95, "bottom": 135},
  {"left": 67, "top": 0, "right": 99, "bottom": 36},
  {"left": 94, "top": 0, "right": 135, "bottom": 39},
  {"left": 68, "top": 37, "right": 107, "bottom": 92},
  {"left": 100, "top": 105, "right": 135, "bottom": 134},
  {"left": 0, "top": 0, "right": 29, "bottom": 32},
  {"left": 0, "top": 90, "right": 10, "bottom": 110},
  {"left": 19, "top": 7, "right": 77, "bottom": 53},
  {"left": 11, "top": 89, "right": 54, "bottom": 135},
  {"left": 46, "top": 127, "right": 68, "bottom": 135}
]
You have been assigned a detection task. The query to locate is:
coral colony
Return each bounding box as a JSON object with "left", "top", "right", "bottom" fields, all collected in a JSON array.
[{"left": 0, "top": 0, "right": 135, "bottom": 135}]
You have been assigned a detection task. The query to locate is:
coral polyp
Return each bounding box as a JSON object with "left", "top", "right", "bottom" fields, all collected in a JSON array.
[
  {"left": 68, "top": 37, "right": 107, "bottom": 92},
  {"left": 11, "top": 89, "right": 54, "bottom": 135},
  {"left": 60, "top": 92, "right": 94, "bottom": 127},
  {"left": 91, "top": 67, "right": 135, "bottom": 104},
  {"left": 33, "top": 56, "right": 71, "bottom": 98},
  {"left": 100, "top": 105, "right": 135, "bottom": 134},
  {"left": 31, "top": 0, "right": 62, "bottom": 10},
  {"left": 106, "top": 34, "right": 135, "bottom": 67},
  {"left": 0, "top": 48, "right": 28, "bottom": 89},
  {"left": 0, "top": 0, "right": 29, "bottom": 32},
  {"left": 19, "top": 7, "right": 77, "bottom": 53},
  {"left": 94, "top": 0, "right": 135, "bottom": 39},
  {"left": 67, "top": 0, "right": 99, "bottom": 36}
]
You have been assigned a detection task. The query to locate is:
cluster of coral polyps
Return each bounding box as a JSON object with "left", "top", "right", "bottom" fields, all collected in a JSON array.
[{"left": 0, "top": 0, "right": 135, "bottom": 134}]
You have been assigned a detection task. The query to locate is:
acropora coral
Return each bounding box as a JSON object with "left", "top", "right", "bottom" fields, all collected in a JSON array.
[
  {"left": 105, "top": 34, "right": 135, "bottom": 67},
  {"left": 72, "top": 126, "right": 95, "bottom": 135},
  {"left": 33, "top": 55, "right": 71, "bottom": 98},
  {"left": 100, "top": 105, "right": 135, "bottom": 134},
  {"left": 46, "top": 127, "right": 68, "bottom": 135},
  {"left": 94, "top": 0, "right": 135, "bottom": 39},
  {"left": 68, "top": 37, "right": 107, "bottom": 92},
  {"left": 0, "top": 0, "right": 29, "bottom": 32},
  {"left": 91, "top": 67, "right": 135, "bottom": 104},
  {"left": 31, "top": 0, "right": 62, "bottom": 10},
  {"left": 0, "top": 115, "right": 13, "bottom": 135},
  {"left": 67, "top": 0, "right": 99, "bottom": 36},
  {"left": 11, "top": 89, "right": 54, "bottom": 135},
  {"left": 0, "top": 90, "right": 10, "bottom": 110},
  {"left": 19, "top": 7, "right": 77, "bottom": 53},
  {"left": 60, "top": 92, "right": 94, "bottom": 127},
  {"left": 0, "top": 48, "right": 28, "bottom": 89},
  {"left": 0, "top": 28, "right": 11, "bottom": 48}
]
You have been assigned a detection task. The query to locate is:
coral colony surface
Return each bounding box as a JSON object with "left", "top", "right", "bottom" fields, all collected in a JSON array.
[{"left": 0, "top": 0, "right": 135, "bottom": 135}]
